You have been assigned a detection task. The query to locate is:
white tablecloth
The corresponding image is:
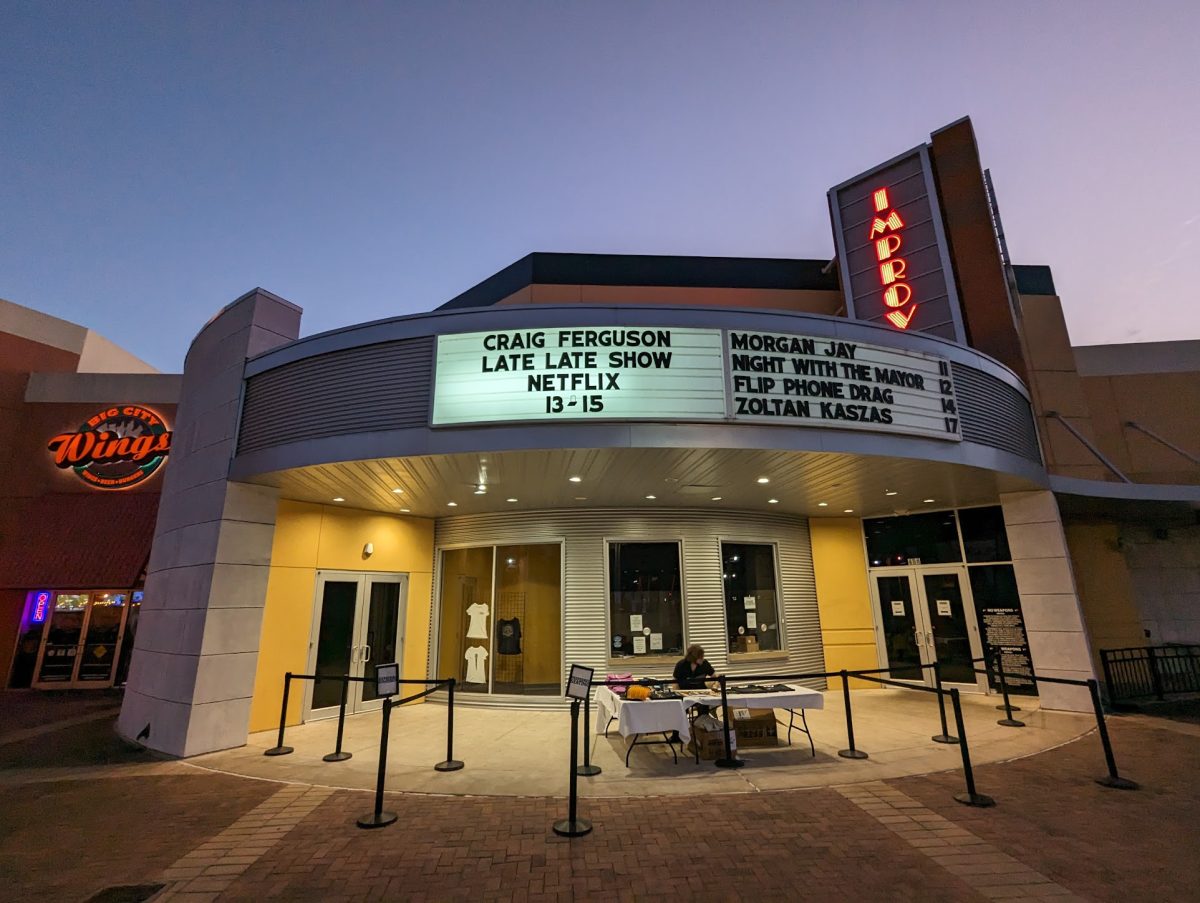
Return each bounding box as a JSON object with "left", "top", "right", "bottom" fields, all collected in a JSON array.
[
  {"left": 593, "top": 685, "right": 825, "bottom": 744},
  {"left": 594, "top": 687, "right": 692, "bottom": 741}
]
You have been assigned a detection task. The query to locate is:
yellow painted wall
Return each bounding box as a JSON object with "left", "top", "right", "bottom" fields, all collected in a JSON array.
[
  {"left": 248, "top": 500, "right": 435, "bottom": 732},
  {"left": 1063, "top": 521, "right": 1145, "bottom": 672},
  {"left": 810, "top": 518, "right": 881, "bottom": 688}
]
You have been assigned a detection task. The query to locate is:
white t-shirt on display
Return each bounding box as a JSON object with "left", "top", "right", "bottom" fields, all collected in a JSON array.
[
  {"left": 464, "top": 646, "right": 489, "bottom": 684},
  {"left": 465, "top": 602, "right": 490, "bottom": 639}
]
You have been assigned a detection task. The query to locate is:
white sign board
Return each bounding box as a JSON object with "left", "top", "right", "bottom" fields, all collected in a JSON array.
[
  {"left": 565, "top": 663, "right": 595, "bottom": 700},
  {"left": 433, "top": 328, "right": 726, "bottom": 425},
  {"left": 432, "top": 325, "right": 961, "bottom": 442},
  {"left": 375, "top": 662, "right": 399, "bottom": 698},
  {"left": 727, "top": 331, "right": 960, "bottom": 441}
]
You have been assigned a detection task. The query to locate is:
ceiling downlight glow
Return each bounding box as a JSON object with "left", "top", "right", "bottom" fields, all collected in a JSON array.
[
  {"left": 568, "top": 476, "right": 582, "bottom": 483},
  {"left": 756, "top": 477, "right": 770, "bottom": 484}
]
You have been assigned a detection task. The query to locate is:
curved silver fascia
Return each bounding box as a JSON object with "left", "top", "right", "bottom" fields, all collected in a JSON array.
[
  {"left": 232, "top": 303, "right": 1044, "bottom": 483},
  {"left": 243, "top": 303, "right": 1030, "bottom": 397},
  {"left": 229, "top": 418, "right": 1049, "bottom": 486}
]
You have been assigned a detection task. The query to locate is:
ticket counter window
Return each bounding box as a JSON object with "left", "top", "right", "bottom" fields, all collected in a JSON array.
[
  {"left": 436, "top": 543, "right": 562, "bottom": 696},
  {"left": 608, "top": 541, "right": 684, "bottom": 661},
  {"left": 722, "top": 543, "right": 782, "bottom": 654}
]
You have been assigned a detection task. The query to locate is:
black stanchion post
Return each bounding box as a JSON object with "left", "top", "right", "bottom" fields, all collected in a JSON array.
[
  {"left": 553, "top": 699, "right": 593, "bottom": 837},
  {"left": 715, "top": 674, "right": 744, "bottom": 769},
  {"left": 995, "top": 653, "right": 1026, "bottom": 727},
  {"left": 993, "top": 651, "right": 1022, "bottom": 713},
  {"left": 264, "top": 671, "right": 295, "bottom": 756},
  {"left": 357, "top": 697, "right": 398, "bottom": 829},
  {"left": 950, "top": 688, "right": 995, "bottom": 807},
  {"left": 323, "top": 676, "right": 353, "bottom": 762},
  {"left": 837, "top": 670, "right": 868, "bottom": 760},
  {"left": 1088, "top": 678, "right": 1139, "bottom": 790},
  {"left": 931, "top": 661, "right": 959, "bottom": 745},
  {"left": 576, "top": 686, "right": 601, "bottom": 777},
  {"left": 435, "top": 677, "right": 465, "bottom": 772}
]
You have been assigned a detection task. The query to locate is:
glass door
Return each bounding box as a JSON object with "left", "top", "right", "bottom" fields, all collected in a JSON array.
[
  {"left": 357, "top": 576, "right": 406, "bottom": 712},
  {"left": 306, "top": 572, "right": 407, "bottom": 720},
  {"left": 32, "top": 592, "right": 133, "bottom": 689},
  {"left": 871, "top": 567, "right": 986, "bottom": 692},
  {"left": 919, "top": 571, "right": 983, "bottom": 687}
]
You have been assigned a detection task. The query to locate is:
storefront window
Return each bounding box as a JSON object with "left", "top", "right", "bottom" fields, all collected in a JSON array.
[
  {"left": 436, "top": 543, "right": 562, "bottom": 696},
  {"left": 959, "top": 506, "right": 1011, "bottom": 562},
  {"left": 492, "top": 544, "right": 561, "bottom": 696},
  {"left": 608, "top": 541, "right": 683, "bottom": 660},
  {"left": 864, "top": 511, "right": 962, "bottom": 566},
  {"left": 721, "top": 543, "right": 782, "bottom": 654}
]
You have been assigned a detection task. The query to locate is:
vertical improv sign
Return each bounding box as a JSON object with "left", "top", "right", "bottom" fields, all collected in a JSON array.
[{"left": 829, "top": 145, "right": 965, "bottom": 343}]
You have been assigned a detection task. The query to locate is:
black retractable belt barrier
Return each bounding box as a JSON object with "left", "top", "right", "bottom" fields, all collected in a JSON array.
[
  {"left": 994, "top": 652, "right": 1026, "bottom": 728},
  {"left": 837, "top": 670, "right": 868, "bottom": 760},
  {"left": 435, "top": 677, "right": 465, "bottom": 772},
  {"left": 357, "top": 696, "right": 399, "bottom": 829},
  {"left": 931, "top": 661, "right": 959, "bottom": 745},
  {"left": 265, "top": 671, "right": 295, "bottom": 756},
  {"left": 553, "top": 699, "right": 593, "bottom": 837},
  {"left": 950, "top": 688, "right": 995, "bottom": 807},
  {"left": 323, "top": 676, "right": 353, "bottom": 762},
  {"left": 576, "top": 688, "right": 601, "bottom": 777},
  {"left": 714, "top": 674, "right": 744, "bottom": 769},
  {"left": 1087, "top": 678, "right": 1139, "bottom": 790}
]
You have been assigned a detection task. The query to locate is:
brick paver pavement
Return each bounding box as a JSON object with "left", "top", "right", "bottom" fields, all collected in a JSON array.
[{"left": 3, "top": 696, "right": 1198, "bottom": 902}]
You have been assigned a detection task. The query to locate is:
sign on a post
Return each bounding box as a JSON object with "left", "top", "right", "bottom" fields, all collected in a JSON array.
[
  {"left": 375, "top": 662, "right": 399, "bottom": 698},
  {"left": 565, "top": 664, "right": 594, "bottom": 701}
]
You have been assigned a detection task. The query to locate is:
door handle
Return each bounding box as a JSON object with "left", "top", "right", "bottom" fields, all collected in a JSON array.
[{"left": 363, "top": 644, "right": 372, "bottom": 663}]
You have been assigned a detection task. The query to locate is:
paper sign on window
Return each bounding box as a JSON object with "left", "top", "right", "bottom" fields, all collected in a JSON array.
[
  {"left": 743, "top": 596, "right": 756, "bottom": 610},
  {"left": 632, "top": 636, "right": 647, "bottom": 654},
  {"left": 630, "top": 614, "right": 643, "bottom": 632},
  {"left": 649, "top": 633, "right": 663, "bottom": 651},
  {"left": 936, "top": 599, "right": 952, "bottom": 616},
  {"left": 891, "top": 600, "right": 905, "bottom": 616}
]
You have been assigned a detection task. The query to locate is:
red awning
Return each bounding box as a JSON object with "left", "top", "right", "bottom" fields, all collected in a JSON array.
[{"left": 0, "top": 493, "right": 160, "bottom": 589}]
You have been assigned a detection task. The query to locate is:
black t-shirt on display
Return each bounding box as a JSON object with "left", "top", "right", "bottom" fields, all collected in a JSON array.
[{"left": 497, "top": 617, "right": 522, "bottom": 655}]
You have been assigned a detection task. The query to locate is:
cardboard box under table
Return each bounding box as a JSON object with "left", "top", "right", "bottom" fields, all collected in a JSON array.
[{"left": 731, "top": 707, "right": 778, "bottom": 748}]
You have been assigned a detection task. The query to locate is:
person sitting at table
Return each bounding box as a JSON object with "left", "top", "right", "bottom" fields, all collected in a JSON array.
[{"left": 674, "top": 644, "right": 715, "bottom": 689}]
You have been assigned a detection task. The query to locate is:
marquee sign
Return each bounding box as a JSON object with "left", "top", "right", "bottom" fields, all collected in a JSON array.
[
  {"left": 46, "top": 406, "right": 173, "bottom": 490},
  {"left": 828, "top": 145, "right": 965, "bottom": 343},
  {"left": 432, "top": 327, "right": 961, "bottom": 442}
]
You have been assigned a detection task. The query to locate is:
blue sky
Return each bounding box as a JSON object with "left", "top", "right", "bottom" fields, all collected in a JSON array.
[{"left": 3, "top": 1, "right": 1198, "bottom": 371}]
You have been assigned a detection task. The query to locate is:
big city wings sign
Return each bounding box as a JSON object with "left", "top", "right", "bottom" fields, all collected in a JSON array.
[{"left": 46, "top": 405, "right": 173, "bottom": 489}]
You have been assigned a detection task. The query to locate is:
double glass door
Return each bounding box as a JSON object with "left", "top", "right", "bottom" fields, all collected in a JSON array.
[
  {"left": 305, "top": 571, "right": 407, "bottom": 720},
  {"left": 32, "top": 591, "right": 138, "bottom": 689},
  {"left": 871, "top": 567, "right": 986, "bottom": 691}
]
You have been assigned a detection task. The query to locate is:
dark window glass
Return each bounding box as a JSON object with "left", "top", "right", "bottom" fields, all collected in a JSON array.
[
  {"left": 958, "top": 506, "right": 1011, "bottom": 562},
  {"left": 721, "top": 543, "right": 781, "bottom": 654},
  {"left": 608, "top": 542, "right": 683, "bottom": 659},
  {"left": 864, "top": 512, "right": 962, "bottom": 566}
]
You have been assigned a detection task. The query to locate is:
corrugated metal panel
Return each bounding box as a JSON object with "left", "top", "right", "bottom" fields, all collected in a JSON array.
[
  {"left": 952, "top": 363, "right": 1041, "bottom": 462},
  {"left": 429, "top": 508, "right": 825, "bottom": 707},
  {"left": 237, "top": 337, "right": 434, "bottom": 454}
]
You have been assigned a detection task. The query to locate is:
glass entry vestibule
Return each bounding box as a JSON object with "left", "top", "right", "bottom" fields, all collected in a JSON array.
[
  {"left": 870, "top": 567, "right": 986, "bottom": 691},
  {"left": 305, "top": 571, "right": 407, "bottom": 720}
]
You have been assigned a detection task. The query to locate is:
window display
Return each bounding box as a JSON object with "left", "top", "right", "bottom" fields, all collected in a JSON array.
[
  {"left": 608, "top": 542, "right": 684, "bottom": 660},
  {"left": 721, "top": 543, "right": 782, "bottom": 653}
]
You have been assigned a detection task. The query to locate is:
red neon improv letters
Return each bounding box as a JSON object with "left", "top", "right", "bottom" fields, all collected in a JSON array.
[{"left": 869, "top": 187, "right": 917, "bottom": 329}]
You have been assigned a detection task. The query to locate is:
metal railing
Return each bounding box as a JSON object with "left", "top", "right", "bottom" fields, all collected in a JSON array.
[{"left": 1100, "top": 644, "right": 1200, "bottom": 704}]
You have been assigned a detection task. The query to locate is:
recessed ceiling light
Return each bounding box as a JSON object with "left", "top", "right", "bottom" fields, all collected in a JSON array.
[
  {"left": 768, "top": 498, "right": 779, "bottom": 504},
  {"left": 843, "top": 508, "right": 854, "bottom": 513},
  {"left": 391, "top": 488, "right": 404, "bottom": 494},
  {"left": 885, "top": 490, "right": 898, "bottom": 496},
  {"left": 645, "top": 494, "right": 656, "bottom": 500},
  {"left": 923, "top": 498, "right": 935, "bottom": 503},
  {"left": 332, "top": 497, "right": 345, "bottom": 503},
  {"left": 506, "top": 497, "right": 518, "bottom": 503},
  {"left": 711, "top": 496, "right": 723, "bottom": 501},
  {"left": 817, "top": 502, "right": 828, "bottom": 507},
  {"left": 574, "top": 496, "right": 588, "bottom": 500},
  {"left": 756, "top": 477, "right": 770, "bottom": 484},
  {"left": 474, "top": 489, "right": 486, "bottom": 495},
  {"left": 400, "top": 508, "right": 410, "bottom": 513},
  {"left": 568, "top": 476, "right": 582, "bottom": 483},
  {"left": 447, "top": 501, "right": 458, "bottom": 507}
]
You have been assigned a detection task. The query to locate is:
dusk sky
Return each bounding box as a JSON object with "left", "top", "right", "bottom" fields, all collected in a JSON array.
[{"left": 3, "top": 1, "right": 1198, "bottom": 371}]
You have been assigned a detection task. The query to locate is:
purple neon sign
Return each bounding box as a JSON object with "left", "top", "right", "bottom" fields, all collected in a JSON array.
[{"left": 30, "top": 591, "right": 52, "bottom": 624}]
